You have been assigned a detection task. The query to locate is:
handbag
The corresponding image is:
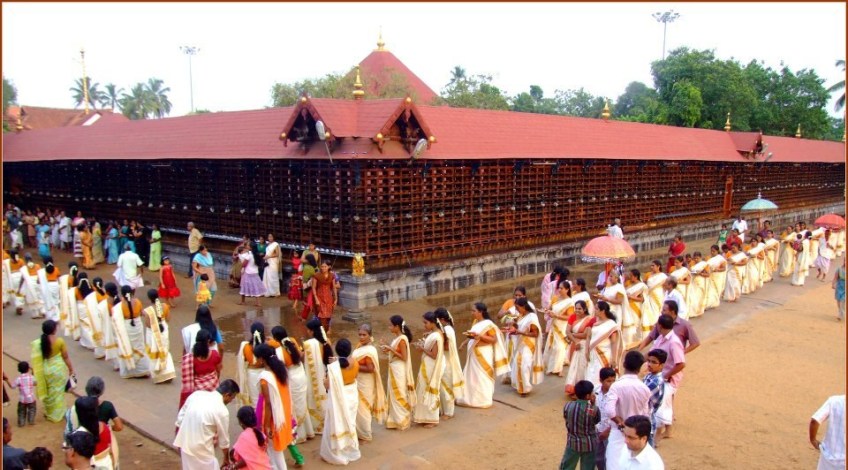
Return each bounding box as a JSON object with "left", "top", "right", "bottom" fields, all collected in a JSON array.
[{"left": 65, "top": 373, "right": 77, "bottom": 392}]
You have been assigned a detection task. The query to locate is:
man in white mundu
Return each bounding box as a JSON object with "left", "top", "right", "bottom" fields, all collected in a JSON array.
[
  {"left": 114, "top": 246, "right": 144, "bottom": 289},
  {"left": 174, "top": 380, "right": 239, "bottom": 470}
]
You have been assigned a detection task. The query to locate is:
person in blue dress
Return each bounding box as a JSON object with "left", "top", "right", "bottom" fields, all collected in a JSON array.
[
  {"left": 37, "top": 221, "right": 52, "bottom": 259},
  {"left": 106, "top": 222, "right": 120, "bottom": 264}
]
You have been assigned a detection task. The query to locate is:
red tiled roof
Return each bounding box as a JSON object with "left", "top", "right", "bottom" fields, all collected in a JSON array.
[
  {"left": 358, "top": 50, "right": 439, "bottom": 105},
  {"left": 3, "top": 103, "right": 844, "bottom": 164},
  {"left": 4, "top": 105, "right": 127, "bottom": 131}
]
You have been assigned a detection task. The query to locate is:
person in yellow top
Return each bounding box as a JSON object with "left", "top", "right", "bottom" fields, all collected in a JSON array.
[
  {"left": 186, "top": 222, "right": 203, "bottom": 278},
  {"left": 79, "top": 225, "right": 95, "bottom": 269},
  {"left": 195, "top": 274, "right": 212, "bottom": 308}
]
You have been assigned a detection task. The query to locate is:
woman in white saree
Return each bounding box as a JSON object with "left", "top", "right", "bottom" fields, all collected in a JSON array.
[
  {"left": 763, "top": 231, "right": 780, "bottom": 283},
  {"left": 457, "top": 303, "right": 510, "bottom": 408},
  {"left": 113, "top": 286, "right": 150, "bottom": 378},
  {"left": 413, "top": 311, "right": 445, "bottom": 427},
  {"left": 598, "top": 273, "right": 628, "bottom": 339},
  {"left": 744, "top": 239, "right": 764, "bottom": 294},
  {"left": 508, "top": 298, "right": 544, "bottom": 396},
  {"left": 543, "top": 281, "right": 574, "bottom": 376},
  {"left": 39, "top": 259, "right": 61, "bottom": 322},
  {"left": 563, "top": 300, "right": 593, "bottom": 387},
  {"left": 725, "top": 244, "right": 748, "bottom": 302},
  {"left": 586, "top": 301, "right": 623, "bottom": 388},
  {"left": 687, "top": 252, "right": 709, "bottom": 319},
  {"left": 262, "top": 233, "right": 282, "bottom": 297},
  {"left": 59, "top": 263, "right": 80, "bottom": 340},
  {"left": 271, "top": 326, "right": 312, "bottom": 445},
  {"left": 236, "top": 322, "right": 267, "bottom": 406},
  {"left": 351, "top": 324, "right": 386, "bottom": 441},
  {"left": 705, "top": 245, "right": 727, "bottom": 310},
  {"left": 435, "top": 308, "right": 465, "bottom": 418},
  {"left": 320, "top": 339, "right": 361, "bottom": 465},
  {"left": 668, "top": 256, "right": 691, "bottom": 300},
  {"left": 778, "top": 225, "right": 797, "bottom": 278},
  {"left": 623, "top": 269, "right": 648, "bottom": 348},
  {"left": 82, "top": 281, "right": 106, "bottom": 359},
  {"left": 791, "top": 232, "right": 811, "bottom": 286},
  {"left": 380, "top": 315, "right": 416, "bottom": 430},
  {"left": 642, "top": 261, "right": 667, "bottom": 332},
  {"left": 142, "top": 290, "right": 176, "bottom": 383},
  {"left": 17, "top": 256, "right": 45, "bottom": 318},
  {"left": 253, "top": 344, "right": 296, "bottom": 470},
  {"left": 304, "top": 318, "right": 331, "bottom": 435},
  {"left": 72, "top": 273, "right": 96, "bottom": 351}
]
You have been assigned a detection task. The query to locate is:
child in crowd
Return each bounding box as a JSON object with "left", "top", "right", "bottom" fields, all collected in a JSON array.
[
  {"left": 560, "top": 380, "right": 600, "bottom": 470},
  {"left": 643, "top": 349, "right": 667, "bottom": 447},
  {"left": 5, "top": 361, "right": 37, "bottom": 426},
  {"left": 288, "top": 270, "right": 303, "bottom": 313},
  {"left": 594, "top": 367, "right": 616, "bottom": 470},
  {"left": 717, "top": 223, "right": 729, "bottom": 246},
  {"left": 226, "top": 406, "right": 271, "bottom": 470},
  {"left": 157, "top": 256, "right": 181, "bottom": 307},
  {"left": 196, "top": 273, "right": 212, "bottom": 308}
]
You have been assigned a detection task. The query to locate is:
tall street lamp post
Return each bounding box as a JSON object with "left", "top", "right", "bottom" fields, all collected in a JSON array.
[
  {"left": 180, "top": 46, "right": 199, "bottom": 113},
  {"left": 652, "top": 10, "right": 680, "bottom": 60}
]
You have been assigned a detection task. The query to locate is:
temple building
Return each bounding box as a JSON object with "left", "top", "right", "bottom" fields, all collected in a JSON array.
[{"left": 3, "top": 39, "right": 845, "bottom": 275}]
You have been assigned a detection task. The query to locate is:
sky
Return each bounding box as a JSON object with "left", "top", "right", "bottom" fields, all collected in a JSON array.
[{"left": 2, "top": 2, "right": 846, "bottom": 118}]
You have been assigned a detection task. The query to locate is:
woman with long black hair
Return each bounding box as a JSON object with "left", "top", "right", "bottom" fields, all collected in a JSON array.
[
  {"left": 114, "top": 286, "right": 150, "bottom": 379},
  {"left": 236, "top": 322, "right": 267, "bottom": 406},
  {"left": 413, "top": 311, "right": 445, "bottom": 427},
  {"left": 30, "top": 319, "right": 75, "bottom": 422},
  {"left": 143, "top": 289, "right": 176, "bottom": 384},
  {"left": 319, "top": 338, "right": 361, "bottom": 465},
  {"left": 381, "top": 315, "right": 415, "bottom": 430},
  {"left": 270, "top": 326, "right": 311, "bottom": 447},
  {"left": 457, "top": 303, "right": 510, "bottom": 408},
  {"left": 253, "top": 344, "right": 295, "bottom": 470},
  {"left": 303, "top": 317, "right": 331, "bottom": 434}
]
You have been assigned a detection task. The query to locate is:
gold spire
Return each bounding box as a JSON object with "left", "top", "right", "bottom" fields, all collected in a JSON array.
[
  {"left": 376, "top": 28, "right": 386, "bottom": 51},
  {"left": 15, "top": 117, "right": 22, "bottom": 132},
  {"left": 601, "top": 100, "right": 610, "bottom": 121},
  {"left": 352, "top": 65, "right": 365, "bottom": 100},
  {"left": 724, "top": 112, "right": 731, "bottom": 132},
  {"left": 80, "top": 48, "right": 89, "bottom": 115},
  {"left": 795, "top": 123, "right": 802, "bottom": 139}
]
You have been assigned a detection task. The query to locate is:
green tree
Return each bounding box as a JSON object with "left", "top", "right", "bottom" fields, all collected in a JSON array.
[
  {"left": 555, "top": 88, "right": 607, "bottom": 118},
  {"left": 827, "top": 59, "right": 845, "bottom": 112},
  {"left": 119, "top": 82, "right": 154, "bottom": 120},
  {"left": 99, "top": 83, "right": 124, "bottom": 111},
  {"left": 146, "top": 78, "right": 172, "bottom": 118},
  {"left": 511, "top": 85, "right": 562, "bottom": 114},
  {"left": 614, "top": 81, "right": 660, "bottom": 122},
  {"left": 437, "top": 70, "right": 509, "bottom": 110},
  {"left": 69, "top": 76, "right": 103, "bottom": 110},
  {"left": 665, "top": 80, "right": 702, "bottom": 127},
  {"left": 270, "top": 67, "right": 416, "bottom": 107},
  {"left": 3, "top": 76, "right": 17, "bottom": 132}
]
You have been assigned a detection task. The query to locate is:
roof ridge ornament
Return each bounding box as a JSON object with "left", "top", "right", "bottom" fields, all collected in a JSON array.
[
  {"left": 601, "top": 100, "right": 611, "bottom": 121},
  {"left": 795, "top": 123, "right": 802, "bottom": 139},
  {"left": 724, "top": 112, "right": 731, "bottom": 132},
  {"left": 376, "top": 28, "right": 386, "bottom": 51},
  {"left": 353, "top": 65, "right": 365, "bottom": 100}
]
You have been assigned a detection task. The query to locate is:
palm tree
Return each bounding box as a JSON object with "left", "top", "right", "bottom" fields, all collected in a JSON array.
[
  {"left": 827, "top": 59, "right": 845, "bottom": 112},
  {"left": 119, "top": 83, "right": 154, "bottom": 120},
  {"left": 69, "top": 77, "right": 103, "bottom": 110},
  {"left": 99, "top": 83, "right": 124, "bottom": 111},
  {"left": 146, "top": 78, "right": 172, "bottom": 118},
  {"left": 448, "top": 66, "right": 467, "bottom": 86}
]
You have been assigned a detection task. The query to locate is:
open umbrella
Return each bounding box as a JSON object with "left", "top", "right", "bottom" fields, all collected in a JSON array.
[
  {"left": 581, "top": 235, "right": 636, "bottom": 263},
  {"left": 740, "top": 192, "right": 778, "bottom": 211},
  {"left": 814, "top": 213, "right": 846, "bottom": 229}
]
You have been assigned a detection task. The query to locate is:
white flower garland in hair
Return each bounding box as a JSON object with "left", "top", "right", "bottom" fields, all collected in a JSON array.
[{"left": 253, "top": 329, "right": 262, "bottom": 345}]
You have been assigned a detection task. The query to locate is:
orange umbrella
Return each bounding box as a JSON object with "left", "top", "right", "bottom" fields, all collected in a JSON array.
[
  {"left": 581, "top": 235, "right": 636, "bottom": 263},
  {"left": 814, "top": 214, "right": 846, "bottom": 229}
]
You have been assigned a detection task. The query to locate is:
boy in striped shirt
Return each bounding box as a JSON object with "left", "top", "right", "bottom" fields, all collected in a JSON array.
[{"left": 561, "top": 380, "right": 600, "bottom": 470}]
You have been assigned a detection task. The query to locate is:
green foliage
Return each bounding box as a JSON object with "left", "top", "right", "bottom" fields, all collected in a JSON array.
[
  {"left": 827, "top": 60, "right": 845, "bottom": 112},
  {"left": 666, "top": 80, "right": 702, "bottom": 127},
  {"left": 69, "top": 76, "right": 104, "bottom": 110},
  {"left": 99, "top": 83, "right": 124, "bottom": 111},
  {"left": 614, "top": 82, "right": 660, "bottom": 123},
  {"left": 270, "top": 68, "right": 418, "bottom": 107},
  {"left": 555, "top": 88, "right": 607, "bottom": 118},
  {"left": 3, "top": 76, "right": 18, "bottom": 131},
  {"left": 511, "top": 85, "right": 562, "bottom": 114},
  {"left": 437, "top": 68, "right": 509, "bottom": 110}
]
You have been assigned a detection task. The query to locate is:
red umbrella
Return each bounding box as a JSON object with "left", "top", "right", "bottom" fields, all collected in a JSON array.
[
  {"left": 814, "top": 214, "right": 846, "bottom": 229},
  {"left": 581, "top": 235, "right": 636, "bottom": 263}
]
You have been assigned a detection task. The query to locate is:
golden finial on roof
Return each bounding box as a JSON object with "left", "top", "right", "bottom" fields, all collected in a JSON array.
[
  {"left": 724, "top": 112, "right": 731, "bottom": 132},
  {"left": 795, "top": 123, "right": 802, "bottom": 139},
  {"left": 376, "top": 28, "right": 386, "bottom": 51},
  {"left": 601, "top": 100, "right": 610, "bottom": 121},
  {"left": 353, "top": 65, "right": 365, "bottom": 100},
  {"left": 15, "top": 117, "right": 23, "bottom": 132},
  {"left": 80, "top": 48, "right": 90, "bottom": 115}
]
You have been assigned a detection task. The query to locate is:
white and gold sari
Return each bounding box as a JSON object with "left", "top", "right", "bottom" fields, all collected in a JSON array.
[
  {"left": 385, "top": 335, "right": 415, "bottom": 430},
  {"left": 440, "top": 325, "right": 465, "bottom": 417},
  {"left": 791, "top": 238, "right": 811, "bottom": 286},
  {"left": 37, "top": 268, "right": 60, "bottom": 322},
  {"left": 457, "top": 319, "right": 509, "bottom": 408},
  {"left": 764, "top": 238, "right": 779, "bottom": 282},
  {"left": 563, "top": 315, "right": 593, "bottom": 387},
  {"left": 510, "top": 313, "right": 544, "bottom": 395},
  {"left": 319, "top": 361, "right": 361, "bottom": 465},
  {"left": 687, "top": 261, "right": 709, "bottom": 319},
  {"left": 669, "top": 267, "right": 690, "bottom": 299},
  {"left": 100, "top": 299, "right": 119, "bottom": 370},
  {"left": 71, "top": 287, "right": 96, "bottom": 350},
  {"left": 18, "top": 266, "right": 44, "bottom": 318},
  {"left": 706, "top": 255, "right": 727, "bottom": 309},
  {"left": 623, "top": 280, "right": 647, "bottom": 348},
  {"left": 351, "top": 343, "right": 386, "bottom": 441},
  {"left": 109, "top": 303, "right": 137, "bottom": 375},
  {"left": 303, "top": 338, "right": 328, "bottom": 435},
  {"left": 84, "top": 293, "right": 106, "bottom": 358},
  {"left": 543, "top": 297, "right": 574, "bottom": 375},
  {"left": 235, "top": 342, "right": 263, "bottom": 406},
  {"left": 725, "top": 252, "right": 747, "bottom": 301},
  {"left": 779, "top": 232, "right": 797, "bottom": 277},
  {"left": 586, "top": 319, "right": 622, "bottom": 388},
  {"left": 143, "top": 306, "right": 176, "bottom": 383},
  {"left": 642, "top": 273, "right": 667, "bottom": 332},
  {"left": 413, "top": 331, "right": 444, "bottom": 424},
  {"left": 744, "top": 244, "right": 764, "bottom": 293}
]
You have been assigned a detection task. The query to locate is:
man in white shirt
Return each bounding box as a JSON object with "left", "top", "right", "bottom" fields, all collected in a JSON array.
[
  {"left": 616, "top": 415, "right": 664, "bottom": 470},
  {"left": 810, "top": 395, "right": 845, "bottom": 470},
  {"left": 731, "top": 215, "right": 749, "bottom": 243},
  {"left": 174, "top": 380, "right": 239, "bottom": 470},
  {"left": 604, "top": 351, "right": 652, "bottom": 470},
  {"left": 662, "top": 278, "right": 688, "bottom": 319},
  {"left": 114, "top": 246, "right": 145, "bottom": 289},
  {"left": 608, "top": 218, "right": 624, "bottom": 239},
  {"left": 58, "top": 212, "right": 71, "bottom": 252}
]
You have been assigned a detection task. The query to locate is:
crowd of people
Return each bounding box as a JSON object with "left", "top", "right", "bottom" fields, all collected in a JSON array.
[{"left": 3, "top": 205, "right": 846, "bottom": 469}]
